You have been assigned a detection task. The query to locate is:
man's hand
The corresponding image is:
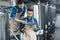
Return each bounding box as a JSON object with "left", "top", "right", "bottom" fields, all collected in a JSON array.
[
  {"left": 14, "top": 19, "right": 21, "bottom": 22},
  {"left": 20, "top": 16, "right": 24, "bottom": 19},
  {"left": 22, "top": 25, "right": 29, "bottom": 32},
  {"left": 14, "top": 19, "right": 27, "bottom": 24},
  {"left": 24, "top": 25, "right": 29, "bottom": 30},
  {"left": 31, "top": 25, "right": 36, "bottom": 30},
  {"left": 21, "top": 20, "right": 27, "bottom": 24}
]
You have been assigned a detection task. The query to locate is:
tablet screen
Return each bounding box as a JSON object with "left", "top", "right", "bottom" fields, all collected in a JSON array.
[{"left": 25, "top": 23, "right": 35, "bottom": 28}]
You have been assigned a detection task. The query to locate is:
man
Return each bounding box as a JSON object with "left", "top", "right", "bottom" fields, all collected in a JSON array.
[
  {"left": 10, "top": 0, "right": 27, "bottom": 40},
  {"left": 10, "top": 0, "right": 27, "bottom": 22},
  {"left": 20, "top": 8, "right": 40, "bottom": 40}
]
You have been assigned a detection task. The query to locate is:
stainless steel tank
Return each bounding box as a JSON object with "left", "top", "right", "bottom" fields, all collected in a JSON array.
[{"left": 0, "top": 12, "right": 6, "bottom": 40}]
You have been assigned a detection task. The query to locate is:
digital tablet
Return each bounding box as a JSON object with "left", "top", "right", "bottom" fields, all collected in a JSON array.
[{"left": 25, "top": 23, "right": 36, "bottom": 28}]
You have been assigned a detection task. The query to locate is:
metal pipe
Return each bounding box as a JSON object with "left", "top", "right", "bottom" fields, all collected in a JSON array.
[{"left": 9, "top": 29, "right": 19, "bottom": 40}]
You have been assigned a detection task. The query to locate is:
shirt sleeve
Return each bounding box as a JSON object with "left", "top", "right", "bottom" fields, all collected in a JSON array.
[
  {"left": 20, "top": 23, "right": 25, "bottom": 32},
  {"left": 10, "top": 7, "right": 17, "bottom": 19},
  {"left": 19, "top": 18, "right": 26, "bottom": 32},
  {"left": 34, "top": 18, "right": 40, "bottom": 31},
  {"left": 20, "top": 5, "right": 27, "bottom": 16}
]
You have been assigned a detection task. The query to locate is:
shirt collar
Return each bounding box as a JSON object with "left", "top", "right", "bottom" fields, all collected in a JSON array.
[
  {"left": 27, "top": 17, "right": 33, "bottom": 21},
  {"left": 16, "top": 5, "right": 22, "bottom": 9}
]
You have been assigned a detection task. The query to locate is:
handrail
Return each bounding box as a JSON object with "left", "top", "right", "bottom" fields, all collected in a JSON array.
[{"left": 9, "top": 29, "right": 19, "bottom": 40}]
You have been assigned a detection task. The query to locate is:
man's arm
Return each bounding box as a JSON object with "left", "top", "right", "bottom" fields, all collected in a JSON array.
[
  {"left": 16, "top": 5, "right": 27, "bottom": 23},
  {"left": 10, "top": 6, "right": 27, "bottom": 24},
  {"left": 20, "top": 22, "right": 26, "bottom": 32},
  {"left": 35, "top": 18, "right": 40, "bottom": 31},
  {"left": 31, "top": 18, "right": 40, "bottom": 31},
  {"left": 20, "top": 18, "right": 29, "bottom": 32},
  {"left": 10, "top": 7, "right": 17, "bottom": 19},
  {"left": 14, "top": 19, "right": 27, "bottom": 24},
  {"left": 20, "top": 5, "right": 27, "bottom": 17},
  {"left": 31, "top": 25, "right": 36, "bottom": 30}
]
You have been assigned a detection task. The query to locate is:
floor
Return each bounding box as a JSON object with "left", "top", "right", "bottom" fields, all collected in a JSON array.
[{"left": 54, "top": 14, "right": 60, "bottom": 40}]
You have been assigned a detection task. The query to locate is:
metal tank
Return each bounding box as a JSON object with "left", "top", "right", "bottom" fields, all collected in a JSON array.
[{"left": 0, "top": 12, "right": 6, "bottom": 40}]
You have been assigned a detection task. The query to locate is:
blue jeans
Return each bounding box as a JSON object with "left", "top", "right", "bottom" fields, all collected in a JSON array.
[{"left": 9, "top": 35, "right": 21, "bottom": 40}]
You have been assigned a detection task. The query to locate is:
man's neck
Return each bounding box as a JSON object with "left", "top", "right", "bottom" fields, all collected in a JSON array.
[{"left": 27, "top": 17, "right": 32, "bottom": 20}]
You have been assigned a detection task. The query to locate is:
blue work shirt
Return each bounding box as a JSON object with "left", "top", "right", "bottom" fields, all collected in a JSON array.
[
  {"left": 10, "top": 4, "right": 27, "bottom": 19},
  {"left": 20, "top": 17, "right": 40, "bottom": 32}
]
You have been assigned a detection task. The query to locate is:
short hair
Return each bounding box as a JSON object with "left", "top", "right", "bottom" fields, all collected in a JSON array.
[
  {"left": 27, "top": 8, "right": 33, "bottom": 11},
  {"left": 17, "top": 0, "right": 24, "bottom": 5}
]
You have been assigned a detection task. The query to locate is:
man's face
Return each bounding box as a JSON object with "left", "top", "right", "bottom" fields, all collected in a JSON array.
[
  {"left": 27, "top": 11, "right": 33, "bottom": 19},
  {"left": 18, "top": 3, "right": 24, "bottom": 9}
]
